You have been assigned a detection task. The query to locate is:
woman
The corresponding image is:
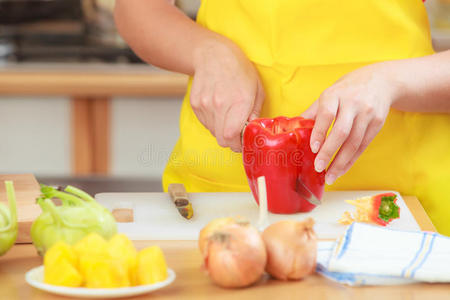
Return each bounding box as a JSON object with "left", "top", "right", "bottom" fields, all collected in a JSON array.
[{"left": 115, "top": 0, "right": 450, "bottom": 234}]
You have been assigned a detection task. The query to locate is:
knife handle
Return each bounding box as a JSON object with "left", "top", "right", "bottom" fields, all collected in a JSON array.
[{"left": 168, "top": 183, "right": 189, "bottom": 207}]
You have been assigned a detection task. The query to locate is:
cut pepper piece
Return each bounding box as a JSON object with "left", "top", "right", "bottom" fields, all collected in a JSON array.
[
  {"left": 243, "top": 116, "right": 325, "bottom": 213},
  {"left": 339, "top": 192, "right": 400, "bottom": 226}
]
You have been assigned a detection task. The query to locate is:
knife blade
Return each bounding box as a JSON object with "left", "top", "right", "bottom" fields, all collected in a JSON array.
[
  {"left": 168, "top": 183, "right": 193, "bottom": 219},
  {"left": 296, "top": 177, "right": 322, "bottom": 206}
]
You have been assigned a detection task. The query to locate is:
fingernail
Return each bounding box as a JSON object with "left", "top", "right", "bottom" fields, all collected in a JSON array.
[
  {"left": 315, "top": 159, "right": 326, "bottom": 172},
  {"left": 311, "top": 141, "right": 320, "bottom": 153},
  {"left": 325, "top": 173, "right": 336, "bottom": 185}
]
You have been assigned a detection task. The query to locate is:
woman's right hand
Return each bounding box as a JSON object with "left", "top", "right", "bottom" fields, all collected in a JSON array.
[
  {"left": 115, "top": 1, "right": 264, "bottom": 152},
  {"left": 191, "top": 36, "right": 265, "bottom": 152}
]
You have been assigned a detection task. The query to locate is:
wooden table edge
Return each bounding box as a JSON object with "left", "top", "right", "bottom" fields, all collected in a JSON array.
[{"left": 402, "top": 195, "right": 436, "bottom": 232}]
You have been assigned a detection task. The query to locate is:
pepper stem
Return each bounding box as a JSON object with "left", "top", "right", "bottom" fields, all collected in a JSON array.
[{"left": 378, "top": 195, "right": 400, "bottom": 222}]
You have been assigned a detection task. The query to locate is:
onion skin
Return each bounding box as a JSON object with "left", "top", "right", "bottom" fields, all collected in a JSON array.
[
  {"left": 202, "top": 223, "right": 267, "bottom": 288},
  {"left": 262, "top": 218, "right": 317, "bottom": 280},
  {"left": 198, "top": 217, "right": 235, "bottom": 254}
]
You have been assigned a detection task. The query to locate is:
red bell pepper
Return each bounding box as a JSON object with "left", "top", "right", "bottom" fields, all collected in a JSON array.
[
  {"left": 242, "top": 116, "right": 325, "bottom": 214},
  {"left": 340, "top": 192, "right": 400, "bottom": 226}
]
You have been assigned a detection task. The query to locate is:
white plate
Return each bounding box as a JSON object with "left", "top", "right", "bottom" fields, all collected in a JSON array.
[{"left": 25, "top": 266, "right": 176, "bottom": 299}]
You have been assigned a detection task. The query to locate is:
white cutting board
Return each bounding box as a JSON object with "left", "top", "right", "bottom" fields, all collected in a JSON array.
[{"left": 95, "top": 191, "right": 420, "bottom": 240}]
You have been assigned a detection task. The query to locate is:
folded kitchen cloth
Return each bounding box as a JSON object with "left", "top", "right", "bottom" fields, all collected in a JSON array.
[{"left": 316, "top": 222, "right": 450, "bottom": 286}]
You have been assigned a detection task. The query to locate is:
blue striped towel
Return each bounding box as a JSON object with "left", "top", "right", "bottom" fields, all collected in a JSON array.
[{"left": 316, "top": 222, "right": 450, "bottom": 286}]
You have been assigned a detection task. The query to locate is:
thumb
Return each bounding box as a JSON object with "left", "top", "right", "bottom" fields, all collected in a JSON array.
[
  {"left": 248, "top": 80, "right": 265, "bottom": 121},
  {"left": 301, "top": 100, "right": 319, "bottom": 120}
]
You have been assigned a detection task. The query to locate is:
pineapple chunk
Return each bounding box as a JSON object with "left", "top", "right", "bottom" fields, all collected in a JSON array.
[
  {"left": 73, "top": 233, "right": 108, "bottom": 257},
  {"left": 108, "top": 234, "right": 138, "bottom": 286},
  {"left": 44, "top": 242, "right": 82, "bottom": 287},
  {"left": 137, "top": 246, "right": 168, "bottom": 285},
  {"left": 79, "top": 255, "right": 129, "bottom": 288}
]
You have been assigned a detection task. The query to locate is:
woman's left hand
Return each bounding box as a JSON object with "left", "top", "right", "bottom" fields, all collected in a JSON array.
[{"left": 302, "top": 63, "right": 400, "bottom": 185}]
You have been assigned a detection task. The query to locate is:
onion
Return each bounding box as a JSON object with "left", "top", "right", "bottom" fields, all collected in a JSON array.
[
  {"left": 262, "top": 218, "right": 317, "bottom": 280},
  {"left": 202, "top": 222, "right": 267, "bottom": 288},
  {"left": 198, "top": 217, "right": 236, "bottom": 254}
]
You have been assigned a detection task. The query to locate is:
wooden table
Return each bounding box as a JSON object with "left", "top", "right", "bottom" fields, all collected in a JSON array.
[{"left": 1, "top": 196, "right": 448, "bottom": 300}]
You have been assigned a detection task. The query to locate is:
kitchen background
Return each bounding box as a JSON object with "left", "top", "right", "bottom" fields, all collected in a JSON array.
[{"left": 0, "top": 0, "right": 449, "bottom": 194}]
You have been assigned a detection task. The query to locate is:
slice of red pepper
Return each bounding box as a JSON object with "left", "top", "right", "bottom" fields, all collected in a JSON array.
[
  {"left": 343, "top": 192, "right": 401, "bottom": 226},
  {"left": 242, "top": 116, "right": 325, "bottom": 213},
  {"left": 370, "top": 192, "right": 400, "bottom": 226}
]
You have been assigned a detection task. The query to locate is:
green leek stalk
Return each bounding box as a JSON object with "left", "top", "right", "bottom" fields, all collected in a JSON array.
[{"left": 0, "top": 181, "right": 18, "bottom": 256}]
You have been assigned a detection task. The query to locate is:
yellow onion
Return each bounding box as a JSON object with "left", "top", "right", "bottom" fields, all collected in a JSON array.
[
  {"left": 198, "top": 217, "right": 236, "bottom": 254},
  {"left": 262, "top": 218, "right": 317, "bottom": 280},
  {"left": 202, "top": 222, "right": 266, "bottom": 288}
]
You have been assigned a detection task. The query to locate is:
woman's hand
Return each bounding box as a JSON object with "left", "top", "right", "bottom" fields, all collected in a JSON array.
[
  {"left": 115, "top": 1, "right": 264, "bottom": 152},
  {"left": 302, "top": 63, "right": 399, "bottom": 185},
  {"left": 191, "top": 36, "right": 264, "bottom": 152}
]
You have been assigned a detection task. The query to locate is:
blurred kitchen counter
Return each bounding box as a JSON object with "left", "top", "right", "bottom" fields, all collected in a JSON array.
[{"left": 0, "top": 63, "right": 188, "bottom": 97}]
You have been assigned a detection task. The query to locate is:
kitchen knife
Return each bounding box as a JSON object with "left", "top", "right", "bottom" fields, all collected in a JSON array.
[
  {"left": 296, "top": 177, "right": 321, "bottom": 206},
  {"left": 168, "top": 183, "right": 193, "bottom": 219}
]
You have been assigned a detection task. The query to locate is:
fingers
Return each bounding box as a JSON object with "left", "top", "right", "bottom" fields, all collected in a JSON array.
[
  {"left": 213, "top": 98, "right": 227, "bottom": 148},
  {"left": 223, "top": 104, "right": 248, "bottom": 152},
  {"left": 215, "top": 80, "right": 260, "bottom": 152},
  {"left": 235, "top": 80, "right": 265, "bottom": 150},
  {"left": 324, "top": 114, "right": 370, "bottom": 184},
  {"left": 314, "top": 104, "right": 355, "bottom": 175},
  {"left": 309, "top": 93, "right": 339, "bottom": 154},
  {"left": 248, "top": 80, "right": 265, "bottom": 121},
  {"left": 191, "top": 84, "right": 257, "bottom": 152},
  {"left": 222, "top": 85, "right": 258, "bottom": 152},
  {"left": 190, "top": 59, "right": 263, "bottom": 152},
  {"left": 190, "top": 77, "right": 216, "bottom": 135},
  {"left": 301, "top": 100, "right": 319, "bottom": 120},
  {"left": 193, "top": 77, "right": 263, "bottom": 152},
  {"left": 340, "top": 116, "right": 386, "bottom": 175}
]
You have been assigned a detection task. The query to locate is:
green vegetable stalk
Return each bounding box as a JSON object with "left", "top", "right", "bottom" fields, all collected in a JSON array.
[
  {"left": 31, "top": 184, "right": 117, "bottom": 255},
  {"left": 0, "top": 181, "right": 18, "bottom": 256}
]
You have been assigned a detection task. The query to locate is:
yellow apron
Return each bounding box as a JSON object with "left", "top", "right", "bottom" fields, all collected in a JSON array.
[{"left": 163, "top": 0, "right": 450, "bottom": 235}]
